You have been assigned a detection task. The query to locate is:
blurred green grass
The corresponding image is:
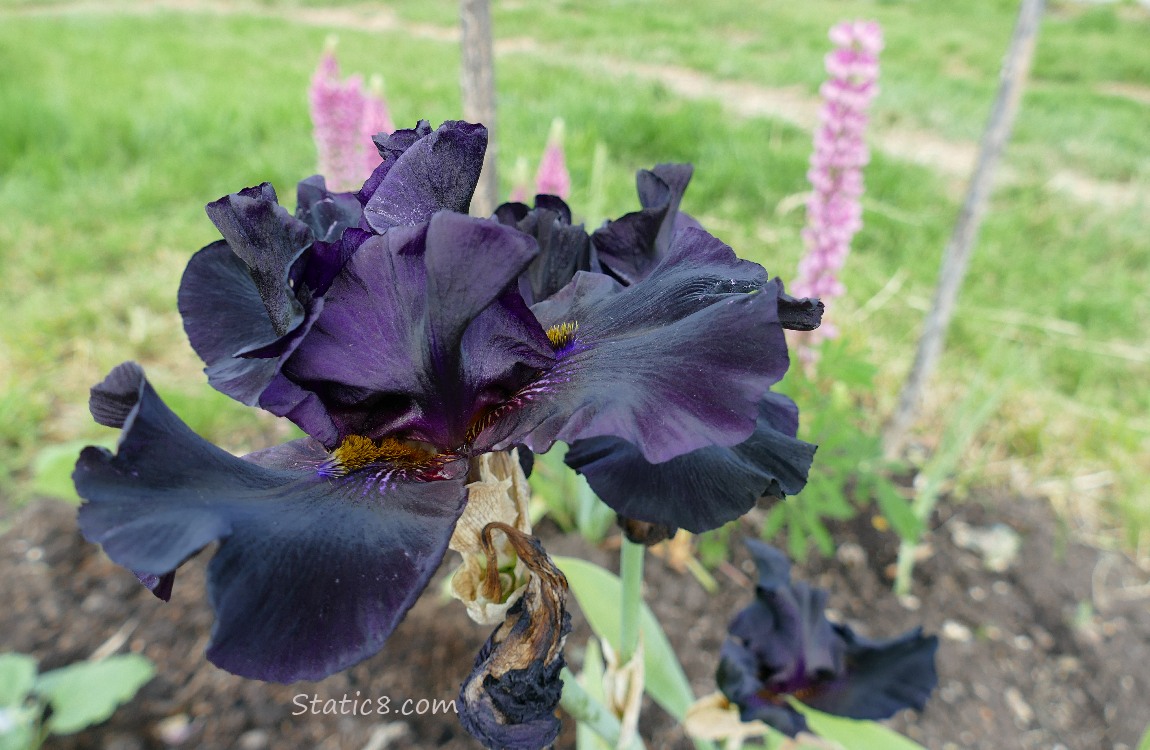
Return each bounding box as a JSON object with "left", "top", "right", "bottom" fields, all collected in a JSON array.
[{"left": 1, "top": 1, "right": 1146, "bottom": 545}]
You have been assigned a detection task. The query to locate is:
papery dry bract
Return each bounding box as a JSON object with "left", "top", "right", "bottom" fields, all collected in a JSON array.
[{"left": 449, "top": 450, "right": 535, "bottom": 625}]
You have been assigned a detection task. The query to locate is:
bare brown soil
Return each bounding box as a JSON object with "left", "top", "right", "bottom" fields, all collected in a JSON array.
[{"left": 2, "top": 492, "right": 1147, "bottom": 749}]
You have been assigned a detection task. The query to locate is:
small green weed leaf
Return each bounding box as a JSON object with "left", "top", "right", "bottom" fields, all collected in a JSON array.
[
  {"left": 1136, "top": 720, "right": 1150, "bottom": 750},
  {"left": 529, "top": 451, "right": 576, "bottom": 531},
  {"left": 32, "top": 441, "right": 111, "bottom": 503},
  {"left": 793, "top": 703, "right": 928, "bottom": 750},
  {"left": 0, "top": 654, "right": 37, "bottom": 707},
  {"left": 0, "top": 713, "right": 36, "bottom": 750},
  {"left": 35, "top": 655, "right": 154, "bottom": 735},
  {"left": 553, "top": 556, "right": 693, "bottom": 719},
  {"left": 875, "top": 482, "right": 923, "bottom": 541}
]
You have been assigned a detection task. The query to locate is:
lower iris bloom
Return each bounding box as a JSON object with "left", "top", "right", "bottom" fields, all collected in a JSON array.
[
  {"left": 717, "top": 541, "right": 939, "bottom": 737},
  {"left": 73, "top": 118, "right": 824, "bottom": 746}
]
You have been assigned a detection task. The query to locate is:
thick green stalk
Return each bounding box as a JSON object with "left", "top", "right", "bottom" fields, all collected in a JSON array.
[
  {"left": 559, "top": 667, "right": 646, "bottom": 750},
  {"left": 619, "top": 538, "right": 645, "bottom": 664}
]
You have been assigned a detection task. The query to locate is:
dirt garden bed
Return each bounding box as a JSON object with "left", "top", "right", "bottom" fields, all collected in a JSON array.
[{"left": 2, "top": 491, "right": 1147, "bottom": 749}]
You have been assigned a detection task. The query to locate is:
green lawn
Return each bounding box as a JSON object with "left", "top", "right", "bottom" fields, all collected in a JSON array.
[{"left": 2, "top": 1, "right": 1147, "bottom": 545}]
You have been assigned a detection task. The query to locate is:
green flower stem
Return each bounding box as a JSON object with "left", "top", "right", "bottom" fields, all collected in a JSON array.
[
  {"left": 619, "top": 537, "right": 645, "bottom": 665},
  {"left": 560, "top": 667, "right": 646, "bottom": 750}
]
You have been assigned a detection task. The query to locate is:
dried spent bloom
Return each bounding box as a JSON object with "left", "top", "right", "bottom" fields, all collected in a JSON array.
[
  {"left": 309, "top": 43, "right": 395, "bottom": 192},
  {"left": 717, "top": 541, "right": 938, "bottom": 737},
  {"left": 449, "top": 449, "right": 535, "bottom": 625},
  {"left": 791, "top": 20, "right": 883, "bottom": 351},
  {"left": 534, "top": 117, "right": 571, "bottom": 199},
  {"left": 458, "top": 523, "right": 570, "bottom": 750}
]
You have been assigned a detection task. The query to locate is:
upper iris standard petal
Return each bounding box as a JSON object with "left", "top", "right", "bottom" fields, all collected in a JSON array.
[
  {"left": 493, "top": 195, "right": 594, "bottom": 306},
  {"left": 591, "top": 163, "right": 694, "bottom": 285},
  {"left": 203, "top": 183, "right": 311, "bottom": 338},
  {"left": 362, "top": 120, "right": 488, "bottom": 233},
  {"left": 183, "top": 121, "right": 494, "bottom": 416},
  {"left": 74, "top": 363, "right": 469, "bottom": 683},
  {"left": 274, "top": 211, "right": 553, "bottom": 450},
  {"left": 181, "top": 181, "right": 312, "bottom": 407},
  {"left": 489, "top": 226, "right": 788, "bottom": 465}
]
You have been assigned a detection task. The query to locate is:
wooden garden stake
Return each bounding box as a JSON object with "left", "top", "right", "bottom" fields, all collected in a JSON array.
[
  {"left": 460, "top": 0, "right": 498, "bottom": 215},
  {"left": 883, "top": 0, "right": 1046, "bottom": 459}
]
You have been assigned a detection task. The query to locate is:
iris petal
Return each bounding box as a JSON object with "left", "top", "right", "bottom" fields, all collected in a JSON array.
[
  {"left": 735, "top": 541, "right": 842, "bottom": 687},
  {"left": 494, "top": 195, "right": 593, "bottom": 305},
  {"left": 74, "top": 363, "right": 469, "bottom": 683},
  {"left": 295, "top": 174, "right": 362, "bottom": 243},
  {"left": 293, "top": 175, "right": 371, "bottom": 297},
  {"left": 591, "top": 163, "right": 695, "bottom": 285},
  {"left": 804, "top": 625, "right": 939, "bottom": 721},
  {"left": 362, "top": 120, "right": 488, "bottom": 232},
  {"left": 203, "top": 183, "right": 311, "bottom": 338},
  {"left": 178, "top": 241, "right": 288, "bottom": 405},
  {"left": 564, "top": 394, "right": 816, "bottom": 533},
  {"left": 776, "top": 283, "right": 825, "bottom": 332},
  {"left": 716, "top": 640, "right": 809, "bottom": 736},
  {"left": 493, "top": 227, "right": 787, "bottom": 465},
  {"left": 277, "top": 211, "right": 552, "bottom": 449},
  {"left": 181, "top": 180, "right": 342, "bottom": 407}
]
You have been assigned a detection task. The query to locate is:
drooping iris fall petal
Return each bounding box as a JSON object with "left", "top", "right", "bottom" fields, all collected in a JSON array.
[
  {"left": 564, "top": 393, "right": 817, "bottom": 533},
  {"left": 74, "top": 363, "right": 469, "bottom": 683}
]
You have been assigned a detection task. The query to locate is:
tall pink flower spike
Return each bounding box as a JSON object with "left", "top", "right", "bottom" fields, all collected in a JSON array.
[
  {"left": 791, "top": 20, "right": 883, "bottom": 363},
  {"left": 534, "top": 118, "right": 571, "bottom": 199},
  {"left": 308, "top": 40, "right": 395, "bottom": 192}
]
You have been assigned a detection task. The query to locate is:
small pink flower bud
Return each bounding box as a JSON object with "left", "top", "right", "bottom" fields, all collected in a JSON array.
[{"left": 534, "top": 118, "right": 571, "bottom": 199}]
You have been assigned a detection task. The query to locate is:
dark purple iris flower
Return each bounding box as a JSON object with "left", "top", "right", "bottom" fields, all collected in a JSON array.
[
  {"left": 717, "top": 541, "right": 939, "bottom": 737},
  {"left": 503, "top": 164, "right": 824, "bottom": 532},
  {"left": 74, "top": 117, "right": 822, "bottom": 719}
]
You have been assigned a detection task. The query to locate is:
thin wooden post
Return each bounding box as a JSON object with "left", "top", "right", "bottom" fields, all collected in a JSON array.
[
  {"left": 460, "top": 0, "right": 498, "bottom": 215},
  {"left": 883, "top": 0, "right": 1045, "bottom": 458}
]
